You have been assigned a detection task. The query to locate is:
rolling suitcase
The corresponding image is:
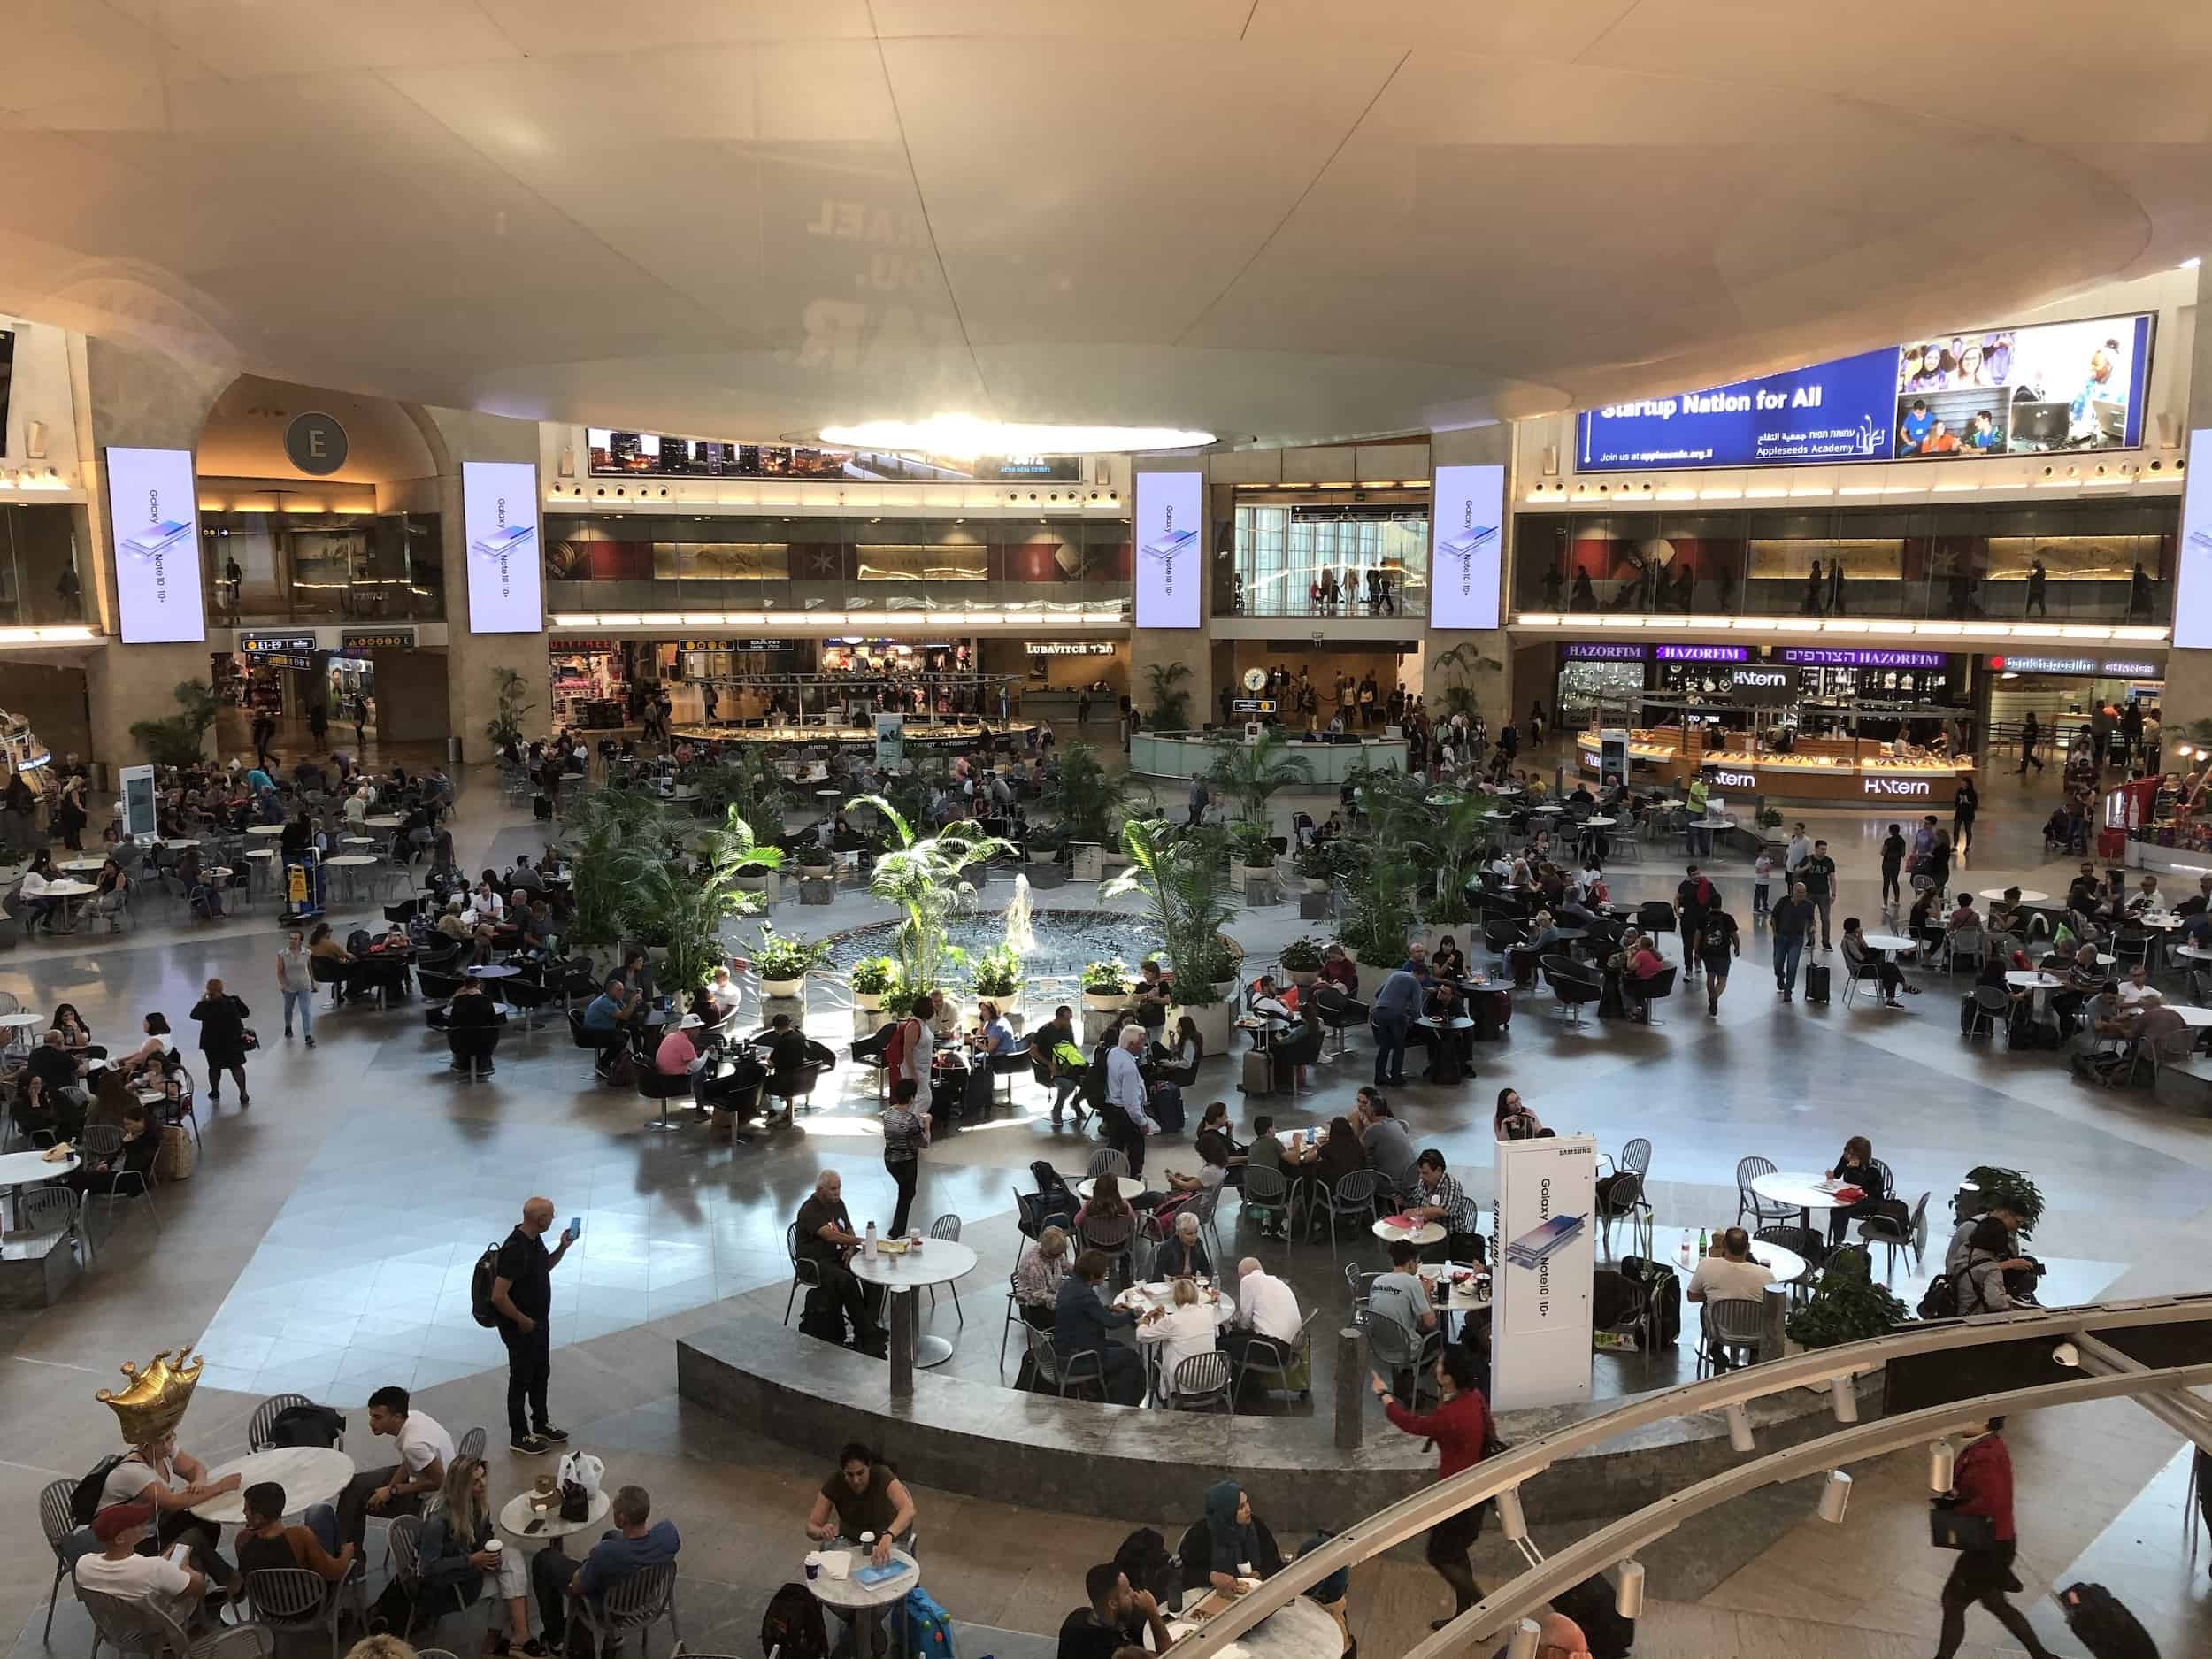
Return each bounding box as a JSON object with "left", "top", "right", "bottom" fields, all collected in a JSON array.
[
  {"left": 1802, "top": 961, "right": 1832, "bottom": 1004},
  {"left": 1240, "top": 1048, "right": 1272, "bottom": 1096},
  {"left": 2055, "top": 1581, "right": 2159, "bottom": 1658}
]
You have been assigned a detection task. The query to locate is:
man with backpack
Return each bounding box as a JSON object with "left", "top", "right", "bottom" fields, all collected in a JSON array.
[
  {"left": 1674, "top": 865, "right": 1716, "bottom": 979},
  {"left": 489, "top": 1199, "right": 579, "bottom": 1455}
]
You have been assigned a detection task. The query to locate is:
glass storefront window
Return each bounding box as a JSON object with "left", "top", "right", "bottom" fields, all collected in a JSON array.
[
  {"left": 1231, "top": 502, "right": 1427, "bottom": 618},
  {"left": 202, "top": 511, "right": 443, "bottom": 624}
]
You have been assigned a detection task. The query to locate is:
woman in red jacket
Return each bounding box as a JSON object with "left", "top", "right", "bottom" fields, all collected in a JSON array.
[
  {"left": 1371, "top": 1348, "right": 1493, "bottom": 1630},
  {"left": 1935, "top": 1417, "right": 2058, "bottom": 1659}
]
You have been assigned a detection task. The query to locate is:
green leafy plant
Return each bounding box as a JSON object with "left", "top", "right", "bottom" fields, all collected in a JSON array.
[
  {"left": 129, "top": 680, "right": 222, "bottom": 768},
  {"left": 691, "top": 749, "right": 787, "bottom": 837},
  {"left": 1227, "top": 819, "right": 1277, "bottom": 869},
  {"left": 1083, "top": 957, "right": 1131, "bottom": 995},
  {"left": 614, "top": 806, "right": 784, "bottom": 993},
  {"left": 558, "top": 784, "right": 676, "bottom": 954},
  {"left": 1279, "top": 936, "right": 1325, "bottom": 973},
  {"left": 850, "top": 956, "right": 896, "bottom": 997},
  {"left": 1430, "top": 640, "right": 1502, "bottom": 721},
  {"left": 970, "top": 942, "right": 1025, "bottom": 1000},
  {"left": 1102, "top": 818, "right": 1234, "bottom": 1003},
  {"left": 753, "top": 923, "right": 833, "bottom": 983},
  {"left": 1208, "top": 728, "right": 1314, "bottom": 820},
  {"left": 849, "top": 794, "right": 1013, "bottom": 997},
  {"left": 1754, "top": 804, "right": 1784, "bottom": 830},
  {"left": 1054, "top": 741, "right": 1133, "bottom": 845},
  {"left": 485, "top": 665, "right": 534, "bottom": 752},
  {"left": 1785, "top": 1247, "right": 1909, "bottom": 1348},
  {"left": 1146, "top": 661, "right": 1193, "bottom": 732},
  {"left": 1962, "top": 1165, "right": 2046, "bottom": 1240},
  {"left": 1298, "top": 842, "right": 1332, "bottom": 879},
  {"left": 1339, "top": 844, "right": 1419, "bottom": 968},
  {"left": 1171, "top": 942, "right": 1233, "bottom": 1006}
]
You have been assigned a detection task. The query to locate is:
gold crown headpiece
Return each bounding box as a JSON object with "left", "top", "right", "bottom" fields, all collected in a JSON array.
[{"left": 97, "top": 1348, "right": 204, "bottom": 1445}]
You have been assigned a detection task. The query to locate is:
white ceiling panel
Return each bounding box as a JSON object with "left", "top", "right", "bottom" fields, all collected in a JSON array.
[{"left": 0, "top": 3, "right": 2207, "bottom": 444}]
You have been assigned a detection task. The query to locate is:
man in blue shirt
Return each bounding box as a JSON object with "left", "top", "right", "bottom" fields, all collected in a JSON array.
[
  {"left": 1369, "top": 968, "right": 1421, "bottom": 1087},
  {"left": 1898, "top": 398, "right": 1933, "bottom": 452},
  {"left": 1968, "top": 410, "right": 2001, "bottom": 450},
  {"left": 581, "top": 978, "right": 631, "bottom": 1033},
  {"left": 532, "top": 1483, "right": 680, "bottom": 1651}
]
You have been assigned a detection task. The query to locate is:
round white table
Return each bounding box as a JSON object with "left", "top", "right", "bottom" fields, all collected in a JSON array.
[
  {"left": 1657, "top": 1226, "right": 1806, "bottom": 1286},
  {"left": 1748, "top": 1170, "right": 1846, "bottom": 1232},
  {"left": 43, "top": 879, "right": 96, "bottom": 927},
  {"left": 364, "top": 815, "right": 403, "bottom": 829},
  {"left": 499, "top": 1486, "right": 611, "bottom": 1541},
  {"left": 849, "top": 1239, "right": 977, "bottom": 1368},
  {"left": 1531, "top": 803, "right": 1564, "bottom": 816},
  {"left": 246, "top": 824, "right": 286, "bottom": 837},
  {"left": 59, "top": 857, "right": 108, "bottom": 875},
  {"left": 1165, "top": 1582, "right": 1340, "bottom": 1659},
  {"left": 1981, "top": 887, "right": 2048, "bottom": 903},
  {"left": 2174, "top": 945, "right": 2212, "bottom": 964},
  {"left": 806, "top": 1546, "right": 918, "bottom": 1654},
  {"left": 1276, "top": 1127, "right": 1324, "bottom": 1153},
  {"left": 0, "top": 1148, "right": 78, "bottom": 1226},
  {"left": 1371, "top": 1217, "right": 1445, "bottom": 1247},
  {"left": 1116, "top": 1279, "right": 1236, "bottom": 1326},
  {"left": 0, "top": 1010, "right": 46, "bottom": 1052},
  {"left": 1583, "top": 816, "right": 1617, "bottom": 828},
  {"left": 190, "top": 1446, "right": 357, "bottom": 1525},
  {"left": 2006, "top": 970, "right": 2062, "bottom": 1018},
  {"left": 1415, "top": 1261, "right": 1494, "bottom": 1326},
  {"left": 158, "top": 837, "right": 202, "bottom": 849},
  {"left": 324, "top": 853, "right": 379, "bottom": 898},
  {"left": 1860, "top": 933, "right": 1917, "bottom": 958},
  {"left": 2170, "top": 1004, "right": 2212, "bottom": 1028},
  {"left": 467, "top": 964, "right": 520, "bottom": 979}
]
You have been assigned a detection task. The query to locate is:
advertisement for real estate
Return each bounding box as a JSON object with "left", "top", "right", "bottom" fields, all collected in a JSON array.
[
  {"left": 1490, "top": 1134, "right": 1596, "bottom": 1411},
  {"left": 463, "top": 459, "right": 544, "bottom": 634},
  {"left": 106, "top": 446, "right": 206, "bottom": 643},
  {"left": 1431, "top": 465, "right": 1505, "bottom": 629},
  {"left": 1133, "top": 472, "right": 1202, "bottom": 629}
]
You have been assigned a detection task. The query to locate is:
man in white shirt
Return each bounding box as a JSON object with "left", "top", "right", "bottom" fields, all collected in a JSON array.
[
  {"left": 1686, "top": 1229, "right": 1776, "bottom": 1308},
  {"left": 75, "top": 1503, "right": 204, "bottom": 1626},
  {"left": 334, "top": 1383, "right": 454, "bottom": 1549},
  {"left": 706, "top": 965, "right": 741, "bottom": 1017},
  {"left": 1783, "top": 826, "right": 1812, "bottom": 877},
  {"left": 342, "top": 789, "right": 370, "bottom": 829},
  {"left": 2116, "top": 963, "right": 2163, "bottom": 1015},
  {"left": 1104, "top": 1024, "right": 1157, "bottom": 1178},
  {"left": 1227, "top": 1258, "right": 1302, "bottom": 1377}
]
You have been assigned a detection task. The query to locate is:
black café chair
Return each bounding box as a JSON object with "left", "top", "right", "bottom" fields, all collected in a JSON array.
[
  {"left": 634, "top": 1062, "right": 695, "bottom": 1131},
  {"left": 445, "top": 1020, "right": 502, "bottom": 1084},
  {"left": 1310, "top": 985, "right": 1365, "bottom": 1062},
  {"left": 1540, "top": 955, "right": 1600, "bottom": 1026},
  {"left": 1626, "top": 964, "right": 1677, "bottom": 1025},
  {"left": 851, "top": 1021, "right": 898, "bottom": 1101}
]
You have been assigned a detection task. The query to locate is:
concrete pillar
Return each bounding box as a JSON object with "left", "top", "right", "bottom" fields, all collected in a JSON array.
[
  {"left": 74, "top": 335, "right": 236, "bottom": 770},
  {"left": 888, "top": 1289, "right": 916, "bottom": 1398},
  {"left": 1426, "top": 426, "right": 1517, "bottom": 725},
  {"left": 1334, "top": 1328, "right": 1364, "bottom": 1448},
  {"left": 1127, "top": 458, "right": 1216, "bottom": 733},
  {"left": 414, "top": 407, "right": 551, "bottom": 761}
]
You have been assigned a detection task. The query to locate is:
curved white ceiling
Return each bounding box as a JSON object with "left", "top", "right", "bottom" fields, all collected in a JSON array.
[{"left": 0, "top": 1, "right": 2200, "bottom": 447}]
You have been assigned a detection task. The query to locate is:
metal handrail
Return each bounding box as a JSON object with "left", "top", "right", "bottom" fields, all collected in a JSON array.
[{"left": 1165, "top": 1292, "right": 2212, "bottom": 1659}]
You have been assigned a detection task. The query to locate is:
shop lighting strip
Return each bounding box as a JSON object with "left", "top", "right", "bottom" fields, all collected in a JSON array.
[
  {"left": 547, "top": 609, "right": 1127, "bottom": 630},
  {"left": 1511, "top": 614, "right": 2168, "bottom": 645},
  {"left": 0, "top": 626, "right": 100, "bottom": 647}
]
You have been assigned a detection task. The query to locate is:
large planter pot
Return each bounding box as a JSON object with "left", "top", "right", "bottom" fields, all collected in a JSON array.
[
  {"left": 1287, "top": 969, "right": 1319, "bottom": 989},
  {"left": 1240, "top": 863, "right": 1275, "bottom": 887},
  {"left": 1303, "top": 877, "right": 1330, "bottom": 893},
  {"left": 797, "top": 861, "right": 835, "bottom": 881},
  {"left": 1027, "top": 849, "right": 1062, "bottom": 866},
  {"left": 854, "top": 990, "right": 885, "bottom": 1013},
  {"left": 761, "top": 976, "right": 804, "bottom": 999},
  {"left": 1171, "top": 1001, "right": 1234, "bottom": 1054},
  {"left": 1356, "top": 959, "right": 1401, "bottom": 1002},
  {"left": 1083, "top": 988, "right": 1128, "bottom": 1011}
]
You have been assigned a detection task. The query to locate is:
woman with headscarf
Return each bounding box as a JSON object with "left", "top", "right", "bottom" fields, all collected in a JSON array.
[{"left": 1179, "top": 1481, "right": 1282, "bottom": 1601}]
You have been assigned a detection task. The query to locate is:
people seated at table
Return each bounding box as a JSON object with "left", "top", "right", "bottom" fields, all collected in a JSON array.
[
  {"left": 1058, "top": 1562, "right": 1174, "bottom": 1659},
  {"left": 2066, "top": 863, "right": 2108, "bottom": 920},
  {"left": 1406, "top": 1148, "right": 1467, "bottom": 1236},
  {"left": 580, "top": 976, "right": 638, "bottom": 1064},
  {"left": 1620, "top": 934, "right": 1668, "bottom": 1022},
  {"left": 64, "top": 1101, "right": 159, "bottom": 1195},
  {"left": 1686, "top": 1228, "right": 1770, "bottom": 1310},
  {"left": 375, "top": 1455, "right": 530, "bottom": 1649},
  {"left": 16, "top": 849, "right": 63, "bottom": 932},
  {"left": 441, "top": 978, "right": 503, "bottom": 1074},
  {"left": 1056, "top": 1248, "right": 1145, "bottom": 1404},
  {"left": 654, "top": 1010, "right": 710, "bottom": 1086},
  {"left": 1431, "top": 936, "right": 1466, "bottom": 981},
  {"left": 535, "top": 1481, "right": 682, "bottom": 1655},
  {"left": 236, "top": 1479, "right": 353, "bottom": 1587},
  {"left": 1153, "top": 1014, "right": 1204, "bottom": 1085},
  {"left": 1839, "top": 917, "right": 1916, "bottom": 1010},
  {"left": 1135, "top": 1275, "right": 1218, "bottom": 1399},
  {"left": 1222, "top": 1256, "right": 1302, "bottom": 1376},
  {"left": 1193, "top": 1101, "right": 1246, "bottom": 1171},
  {"left": 1180, "top": 1482, "right": 1283, "bottom": 1601},
  {"left": 705, "top": 964, "right": 742, "bottom": 1018},
  {"left": 1353, "top": 1090, "right": 1416, "bottom": 1195},
  {"left": 1073, "top": 1171, "right": 1133, "bottom": 1235},
  {"left": 93, "top": 1428, "right": 241, "bottom": 1593},
  {"left": 2048, "top": 941, "right": 2108, "bottom": 1037},
  {"left": 333, "top": 1385, "right": 453, "bottom": 1552},
  {"left": 1285, "top": 1113, "right": 1368, "bottom": 1194},
  {"left": 1317, "top": 944, "right": 1358, "bottom": 995},
  {"left": 1945, "top": 896, "right": 1980, "bottom": 940},
  {"left": 1368, "top": 1240, "right": 1440, "bottom": 1354},
  {"left": 1822, "top": 1135, "right": 1892, "bottom": 1246},
  {"left": 85, "top": 859, "right": 131, "bottom": 930},
  {"left": 1016, "top": 1225, "right": 1071, "bottom": 1330},
  {"left": 1906, "top": 883, "right": 1944, "bottom": 947},
  {"left": 1494, "top": 1087, "right": 1544, "bottom": 1141},
  {"left": 75, "top": 1502, "right": 209, "bottom": 1629},
  {"left": 795, "top": 1170, "right": 886, "bottom": 1356}
]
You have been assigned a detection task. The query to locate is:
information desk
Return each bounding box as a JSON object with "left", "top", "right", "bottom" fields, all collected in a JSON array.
[
  {"left": 1133, "top": 733, "right": 1406, "bottom": 786},
  {"left": 1577, "top": 727, "right": 1970, "bottom": 807}
]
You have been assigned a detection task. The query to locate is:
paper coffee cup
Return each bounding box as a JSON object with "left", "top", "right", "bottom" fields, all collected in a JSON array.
[
  {"left": 485, "top": 1539, "right": 503, "bottom": 1555},
  {"left": 804, "top": 1552, "right": 822, "bottom": 1581}
]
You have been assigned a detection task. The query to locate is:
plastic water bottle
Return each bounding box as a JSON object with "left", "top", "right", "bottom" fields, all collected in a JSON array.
[
  {"left": 864, "top": 1221, "right": 878, "bottom": 1259},
  {"left": 1676, "top": 1235, "right": 1692, "bottom": 1271}
]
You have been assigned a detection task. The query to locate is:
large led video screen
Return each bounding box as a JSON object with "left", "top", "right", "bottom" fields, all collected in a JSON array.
[
  {"left": 105, "top": 447, "right": 205, "bottom": 643},
  {"left": 463, "top": 460, "right": 544, "bottom": 634},
  {"left": 1133, "top": 472, "right": 1202, "bottom": 629},
  {"left": 1575, "top": 311, "right": 2155, "bottom": 472},
  {"left": 586, "top": 429, "right": 1080, "bottom": 484}
]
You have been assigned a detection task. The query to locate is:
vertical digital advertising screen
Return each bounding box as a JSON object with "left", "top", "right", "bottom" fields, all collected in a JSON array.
[
  {"left": 104, "top": 446, "right": 205, "bottom": 643},
  {"left": 463, "top": 459, "right": 543, "bottom": 634},
  {"left": 1133, "top": 471, "right": 1202, "bottom": 629},
  {"left": 1430, "top": 464, "right": 1505, "bottom": 629},
  {"left": 2176, "top": 429, "right": 2212, "bottom": 649}
]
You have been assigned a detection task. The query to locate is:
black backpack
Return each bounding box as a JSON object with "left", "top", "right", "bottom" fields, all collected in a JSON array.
[
  {"left": 70, "top": 1454, "right": 127, "bottom": 1525},
  {"left": 761, "top": 1581, "right": 828, "bottom": 1659},
  {"left": 1917, "top": 1273, "right": 1960, "bottom": 1319},
  {"left": 470, "top": 1240, "right": 504, "bottom": 1328},
  {"left": 265, "top": 1403, "right": 348, "bottom": 1448}
]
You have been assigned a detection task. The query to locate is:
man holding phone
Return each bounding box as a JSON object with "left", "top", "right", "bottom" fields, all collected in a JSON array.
[{"left": 491, "top": 1195, "right": 577, "bottom": 1455}]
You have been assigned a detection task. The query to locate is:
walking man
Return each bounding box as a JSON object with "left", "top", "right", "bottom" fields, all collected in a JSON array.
[
  {"left": 2017, "top": 710, "right": 2043, "bottom": 773},
  {"left": 1772, "top": 880, "right": 1815, "bottom": 1002},
  {"left": 490, "top": 1197, "right": 577, "bottom": 1455}
]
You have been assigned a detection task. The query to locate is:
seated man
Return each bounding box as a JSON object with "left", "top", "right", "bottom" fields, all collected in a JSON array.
[
  {"left": 1222, "top": 1256, "right": 1303, "bottom": 1379},
  {"left": 1054, "top": 1248, "right": 1144, "bottom": 1405},
  {"left": 532, "top": 1484, "right": 680, "bottom": 1655},
  {"left": 442, "top": 977, "right": 504, "bottom": 1074},
  {"left": 761, "top": 1013, "right": 809, "bottom": 1125},
  {"left": 75, "top": 1503, "right": 208, "bottom": 1629},
  {"left": 1058, "top": 1563, "right": 1173, "bottom": 1659},
  {"left": 795, "top": 1170, "right": 884, "bottom": 1355},
  {"left": 805, "top": 1444, "right": 916, "bottom": 1563},
  {"left": 2049, "top": 941, "right": 2109, "bottom": 1037},
  {"left": 23, "top": 1029, "right": 90, "bottom": 1138},
  {"left": 705, "top": 964, "right": 742, "bottom": 1018},
  {"left": 335, "top": 1386, "right": 452, "bottom": 1551},
  {"left": 580, "top": 976, "right": 637, "bottom": 1068},
  {"left": 1840, "top": 917, "right": 1913, "bottom": 1010},
  {"left": 1419, "top": 983, "right": 1471, "bottom": 1083},
  {"left": 1686, "top": 1226, "right": 1771, "bottom": 1366},
  {"left": 1406, "top": 1149, "right": 1476, "bottom": 1259},
  {"left": 234, "top": 1480, "right": 353, "bottom": 1586},
  {"left": 653, "top": 1012, "right": 711, "bottom": 1097},
  {"left": 1366, "top": 1240, "right": 1438, "bottom": 1385}
]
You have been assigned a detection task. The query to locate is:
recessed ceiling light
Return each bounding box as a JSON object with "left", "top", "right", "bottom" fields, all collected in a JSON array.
[
  {"left": 2181, "top": 257, "right": 2202, "bottom": 270},
  {"left": 818, "top": 414, "right": 1213, "bottom": 457}
]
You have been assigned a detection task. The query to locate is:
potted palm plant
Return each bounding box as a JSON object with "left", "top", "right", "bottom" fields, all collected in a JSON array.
[
  {"left": 1168, "top": 941, "right": 1235, "bottom": 1052},
  {"left": 755, "top": 925, "right": 833, "bottom": 999},
  {"left": 1082, "top": 958, "right": 1131, "bottom": 1010},
  {"left": 1228, "top": 819, "right": 1278, "bottom": 882},
  {"left": 1207, "top": 729, "right": 1315, "bottom": 823},
  {"left": 1279, "top": 935, "right": 1325, "bottom": 987},
  {"left": 850, "top": 956, "right": 896, "bottom": 1013}
]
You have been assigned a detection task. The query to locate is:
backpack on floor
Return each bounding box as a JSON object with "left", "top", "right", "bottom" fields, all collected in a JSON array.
[
  {"left": 898, "top": 1586, "right": 957, "bottom": 1659},
  {"left": 265, "top": 1403, "right": 347, "bottom": 1448},
  {"left": 761, "top": 1581, "right": 829, "bottom": 1659},
  {"left": 1617, "top": 1256, "right": 1681, "bottom": 1344},
  {"left": 2055, "top": 1581, "right": 2160, "bottom": 1659},
  {"left": 1148, "top": 1079, "right": 1186, "bottom": 1133},
  {"left": 1802, "top": 962, "right": 1832, "bottom": 1004},
  {"left": 1916, "top": 1273, "right": 1959, "bottom": 1319}
]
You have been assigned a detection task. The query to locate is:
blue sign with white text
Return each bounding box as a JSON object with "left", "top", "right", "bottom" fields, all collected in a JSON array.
[{"left": 1576, "top": 311, "right": 2154, "bottom": 472}]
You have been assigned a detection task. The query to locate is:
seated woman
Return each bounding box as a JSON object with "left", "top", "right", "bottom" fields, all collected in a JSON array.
[
  {"left": 1824, "top": 1134, "right": 1892, "bottom": 1247},
  {"left": 1622, "top": 934, "right": 1669, "bottom": 1021},
  {"left": 1420, "top": 983, "right": 1472, "bottom": 1084},
  {"left": 1153, "top": 1211, "right": 1212, "bottom": 1279},
  {"left": 1840, "top": 917, "right": 1916, "bottom": 1009},
  {"left": 972, "top": 999, "right": 1018, "bottom": 1057},
  {"left": 85, "top": 861, "right": 131, "bottom": 932},
  {"left": 50, "top": 1002, "right": 104, "bottom": 1058},
  {"left": 1430, "top": 935, "right": 1466, "bottom": 981},
  {"left": 1054, "top": 1249, "right": 1144, "bottom": 1405},
  {"left": 1906, "top": 883, "right": 1944, "bottom": 948},
  {"left": 308, "top": 922, "right": 372, "bottom": 1002},
  {"left": 1134, "top": 1276, "right": 1217, "bottom": 1402},
  {"left": 379, "top": 1456, "right": 531, "bottom": 1651},
  {"left": 12, "top": 1074, "right": 85, "bottom": 1146},
  {"left": 1014, "top": 1225, "right": 1069, "bottom": 1330},
  {"left": 1179, "top": 1482, "right": 1283, "bottom": 1603},
  {"left": 1494, "top": 1087, "right": 1545, "bottom": 1141},
  {"left": 1152, "top": 1015, "right": 1204, "bottom": 1086},
  {"left": 111, "top": 1012, "right": 174, "bottom": 1083},
  {"left": 1286, "top": 1117, "right": 1368, "bottom": 1218},
  {"left": 1192, "top": 1102, "right": 1246, "bottom": 1170},
  {"left": 16, "top": 850, "right": 62, "bottom": 933},
  {"left": 1072, "top": 1172, "right": 1134, "bottom": 1235}
]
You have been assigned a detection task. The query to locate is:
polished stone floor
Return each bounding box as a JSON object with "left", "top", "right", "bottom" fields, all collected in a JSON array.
[{"left": 3, "top": 741, "right": 2208, "bottom": 1659}]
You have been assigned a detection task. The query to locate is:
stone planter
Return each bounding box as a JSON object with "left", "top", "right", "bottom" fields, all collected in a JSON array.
[
  {"left": 1083, "top": 987, "right": 1128, "bottom": 1011},
  {"left": 1240, "top": 863, "right": 1275, "bottom": 887},
  {"left": 1303, "top": 877, "right": 1331, "bottom": 893},
  {"left": 796, "top": 862, "right": 835, "bottom": 882},
  {"left": 1286, "top": 969, "right": 1319, "bottom": 989},
  {"left": 1355, "top": 959, "right": 1401, "bottom": 1002},
  {"left": 761, "top": 976, "right": 804, "bottom": 999},
  {"left": 1171, "top": 1001, "right": 1233, "bottom": 1054},
  {"left": 854, "top": 990, "right": 885, "bottom": 1014},
  {"left": 1027, "top": 849, "right": 1063, "bottom": 866}
]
